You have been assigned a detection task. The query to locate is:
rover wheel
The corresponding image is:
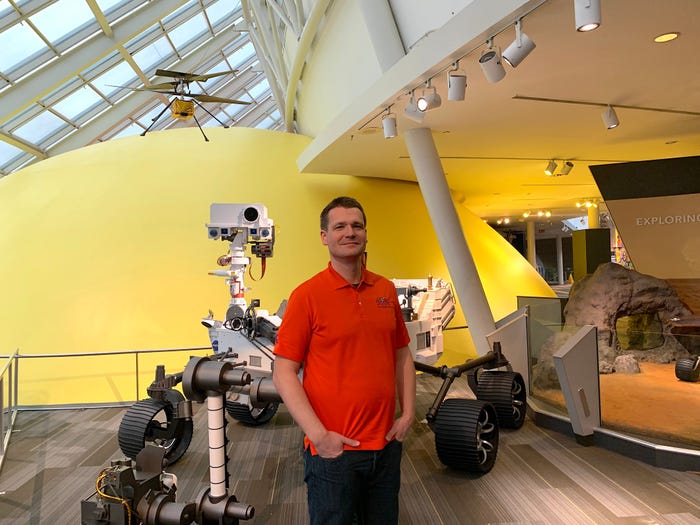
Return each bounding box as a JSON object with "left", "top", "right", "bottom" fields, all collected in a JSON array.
[
  {"left": 675, "top": 356, "right": 700, "bottom": 382},
  {"left": 118, "top": 395, "right": 193, "bottom": 466},
  {"left": 432, "top": 398, "right": 499, "bottom": 472},
  {"left": 476, "top": 371, "right": 527, "bottom": 429},
  {"left": 226, "top": 400, "right": 279, "bottom": 426}
]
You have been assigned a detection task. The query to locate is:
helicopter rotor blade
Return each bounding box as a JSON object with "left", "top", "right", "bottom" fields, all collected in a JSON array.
[
  {"left": 154, "top": 69, "right": 238, "bottom": 83},
  {"left": 106, "top": 84, "right": 249, "bottom": 105},
  {"left": 189, "top": 93, "right": 251, "bottom": 105},
  {"left": 144, "top": 82, "right": 179, "bottom": 90}
]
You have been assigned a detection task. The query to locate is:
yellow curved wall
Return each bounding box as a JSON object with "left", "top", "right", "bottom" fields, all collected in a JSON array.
[{"left": 0, "top": 127, "right": 553, "bottom": 405}]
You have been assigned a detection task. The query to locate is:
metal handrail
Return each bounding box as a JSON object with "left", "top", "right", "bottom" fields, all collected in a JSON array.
[
  {"left": 0, "top": 349, "right": 19, "bottom": 473},
  {"left": 0, "top": 345, "right": 211, "bottom": 475}
]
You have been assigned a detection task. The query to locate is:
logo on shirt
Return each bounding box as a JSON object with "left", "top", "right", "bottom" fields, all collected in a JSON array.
[{"left": 376, "top": 296, "right": 393, "bottom": 308}]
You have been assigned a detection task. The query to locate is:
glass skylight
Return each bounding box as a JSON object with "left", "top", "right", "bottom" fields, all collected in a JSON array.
[
  {"left": 0, "top": 0, "right": 282, "bottom": 177},
  {"left": 206, "top": 0, "right": 236, "bottom": 25},
  {"left": 13, "top": 111, "right": 66, "bottom": 144},
  {"left": 91, "top": 61, "right": 139, "bottom": 97},
  {"left": 168, "top": 13, "right": 208, "bottom": 50},
  {"left": 0, "top": 23, "right": 47, "bottom": 74},
  {"left": 53, "top": 88, "right": 105, "bottom": 121},
  {"left": 29, "top": 0, "right": 95, "bottom": 45}
]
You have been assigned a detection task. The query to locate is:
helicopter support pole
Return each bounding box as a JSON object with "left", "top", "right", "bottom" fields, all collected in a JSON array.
[
  {"left": 192, "top": 98, "right": 230, "bottom": 129},
  {"left": 192, "top": 113, "right": 210, "bottom": 142},
  {"left": 141, "top": 99, "right": 176, "bottom": 136}
]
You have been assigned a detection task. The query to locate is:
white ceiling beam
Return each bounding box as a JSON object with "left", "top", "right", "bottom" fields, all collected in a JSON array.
[
  {"left": 0, "top": 131, "right": 46, "bottom": 158},
  {"left": 284, "top": 0, "right": 333, "bottom": 132},
  {"left": 85, "top": 0, "right": 114, "bottom": 38},
  {"left": 235, "top": 95, "right": 277, "bottom": 127}
]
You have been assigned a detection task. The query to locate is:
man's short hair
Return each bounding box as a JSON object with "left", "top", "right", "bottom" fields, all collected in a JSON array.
[{"left": 320, "top": 196, "right": 366, "bottom": 231}]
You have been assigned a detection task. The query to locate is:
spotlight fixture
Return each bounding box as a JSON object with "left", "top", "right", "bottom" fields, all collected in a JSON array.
[
  {"left": 522, "top": 211, "right": 531, "bottom": 218},
  {"left": 576, "top": 198, "right": 598, "bottom": 208},
  {"left": 404, "top": 92, "right": 425, "bottom": 123},
  {"left": 382, "top": 112, "right": 397, "bottom": 139},
  {"left": 503, "top": 19, "right": 536, "bottom": 68},
  {"left": 478, "top": 39, "right": 506, "bottom": 83},
  {"left": 447, "top": 62, "right": 467, "bottom": 101},
  {"left": 574, "top": 0, "right": 601, "bottom": 32},
  {"left": 545, "top": 160, "right": 558, "bottom": 176},
  {"left": 561, "top": 161, "right": 574, "bottom": 175},
  {"left": 416, "top": 80, "right": 442, "bottom": 112},
  {"left": 654, "top": 32, "right": 680, "bottom": 43},
  {"left": 602, "top": 105, "right": 619, "bottom": 129}
]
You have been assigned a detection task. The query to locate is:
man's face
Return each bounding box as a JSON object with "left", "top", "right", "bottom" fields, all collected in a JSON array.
[{"left": 321, "top": 206, "right": 367, "bottom": 260}]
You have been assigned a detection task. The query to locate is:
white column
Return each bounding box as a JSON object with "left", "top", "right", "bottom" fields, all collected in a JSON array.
[
  {"left": 404, "top": 127, "right": 494, "bottom": 356},
  {"left": 556, "top": 235, "right": 564, "bottom": 285},
  {"left": 526, "top": 220, "right": 536, "bottom": 268},
  {"left": 358, "top": 0, "right": 405, "bottom": 72}
]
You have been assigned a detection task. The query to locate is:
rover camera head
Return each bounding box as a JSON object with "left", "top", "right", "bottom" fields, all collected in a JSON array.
[{"left": 206, "top": 203, "right": 273, "bottom": 241}]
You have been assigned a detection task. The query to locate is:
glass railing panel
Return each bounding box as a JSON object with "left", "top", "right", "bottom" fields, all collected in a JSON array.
[
  {"left": 518, "top": 296, "right": 569, "bottom": 417},
  {"left": 519, "top": 294, "right": 700, "bottom": 449},
  {"left": 598, "top": 329, "right": 700, "bottom": 449},
  {"left": 11, "top": 347, "right": 211, "bottom": 406}
]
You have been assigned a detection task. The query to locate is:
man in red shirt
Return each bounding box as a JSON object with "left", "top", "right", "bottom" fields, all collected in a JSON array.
[{"left": 273, "top": 196, "right": 416, "bottom": 525}]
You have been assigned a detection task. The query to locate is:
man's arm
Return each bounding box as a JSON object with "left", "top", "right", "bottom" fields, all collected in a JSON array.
[
  {"left": 385, "top": 346, "right": 416, "bottom": 442},
  {"left": 273, "top": 355, "right": 359, "bottom": 457}
]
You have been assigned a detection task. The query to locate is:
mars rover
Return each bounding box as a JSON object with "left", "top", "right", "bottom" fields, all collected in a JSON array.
[{"left": 81, "top": 203, "right": 527, "bottom": 524}]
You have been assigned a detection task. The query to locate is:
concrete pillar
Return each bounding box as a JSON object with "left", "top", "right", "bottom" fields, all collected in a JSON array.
[
  {"left": 526, "top": 220, "right": 536, "bottom": 268},
  {"left": 404, "top": 127, "right": 495, "bottom": 355},
  {"left": 587, "top": 205, "right": 600, "bottom": 228},
  {"left": 556, "top": 235, "right": 564, "bottom": 285}
]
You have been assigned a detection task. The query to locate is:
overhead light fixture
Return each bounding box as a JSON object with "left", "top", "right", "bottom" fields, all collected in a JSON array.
[
  {"left": 576, "top": 198, "right": 599, "bottom": 208},
  {"left": 503, "top": 19, "right": 536, "bottom": 68},
  {"left": 545, "top": 160, "right": 558, "bottom": 176},
  {"left": 574, "top": 0, "right": 601, "bottom": 32},
  {"left": 478, "top": 39, "right": 506, "bottom": 83},
  {"left": 382, "top": 111, "right": 397, "bottom": 139},
  {"left": 561, "top": 161, "right": 574, "bottom": 175},
  {"left": 404, "top": 92, "right": 425, "bottom": 123},
  {"left": 602, "top": 105, "right": 619, "bottom": 129},
  {"left": 654, "top": 32, "right": 680, "bottom": 43},
  {"left": 447, "top": 62, "right": 467, "bottom": 101},
  {"left": 416, "top": 79, "right": 442, "bottom": 112}
]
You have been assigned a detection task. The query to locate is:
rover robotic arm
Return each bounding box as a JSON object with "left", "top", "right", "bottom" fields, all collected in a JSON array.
[{"left": 82, "top": 356, "right": 282, "bottom": 525}]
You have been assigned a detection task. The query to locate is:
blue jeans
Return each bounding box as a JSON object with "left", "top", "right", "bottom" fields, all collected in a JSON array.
[{"left": 303, "top": 440, "right": 402, "bottom": 525}]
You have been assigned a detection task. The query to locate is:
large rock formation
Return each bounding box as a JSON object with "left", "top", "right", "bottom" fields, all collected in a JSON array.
[{"left": 533, "top": 263, "right": 693, "bottom": 390}]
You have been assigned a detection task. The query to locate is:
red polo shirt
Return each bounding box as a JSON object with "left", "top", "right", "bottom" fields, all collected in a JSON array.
[{"left": 274, "top": 263, "right": 410, "bottom": 454}]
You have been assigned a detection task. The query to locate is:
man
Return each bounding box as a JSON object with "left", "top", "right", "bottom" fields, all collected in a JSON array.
[{"left": 273, "top": 196, "right": 416, "bottom": 525}]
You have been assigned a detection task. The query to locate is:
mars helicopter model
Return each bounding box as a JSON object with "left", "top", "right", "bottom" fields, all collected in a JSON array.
[{"left": 120, "top": 68, "right": 251, "bottom": 141}]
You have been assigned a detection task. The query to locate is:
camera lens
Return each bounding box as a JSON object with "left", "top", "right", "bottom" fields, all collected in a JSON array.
[{"left": 243, "top": 207, "right": 259, "bottom": 222}]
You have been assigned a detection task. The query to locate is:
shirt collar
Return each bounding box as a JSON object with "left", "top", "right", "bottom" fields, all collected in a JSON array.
[{"left": 325, "top": 262, "right": 377, "bottom": 290}]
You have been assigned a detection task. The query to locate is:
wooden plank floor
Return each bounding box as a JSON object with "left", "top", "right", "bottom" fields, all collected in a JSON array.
[{"left": 1, "top": 374, "right": 700, "bottom": 524}]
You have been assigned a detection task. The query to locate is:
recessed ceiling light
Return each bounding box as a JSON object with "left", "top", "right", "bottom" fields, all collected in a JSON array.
[{"left": 654, "top": 32, "right": 680, "bottom": 43}]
